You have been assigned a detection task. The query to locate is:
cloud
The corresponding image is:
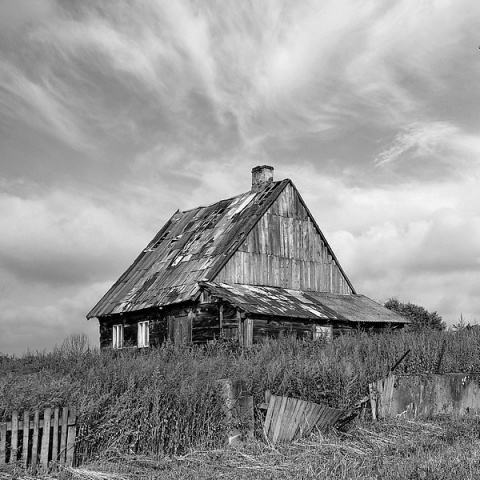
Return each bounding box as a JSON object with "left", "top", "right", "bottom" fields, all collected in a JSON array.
[
  {"left": 3, "top": 0, "right": 480, "bottom": 166},
  {"left": 0, "top": 62, "right": 91, "bottom": 151},
  {"left": 281, "top": 162, "right": 480, "bottom": 324},
  {"left": 0, "top": 0, "right": 56, "bottom": 35},
  {"left": 1, "top": 0, "right": 480, "bottom": 355},
  {"left": 375, "top": 122, "right": 480, "bottom": 168},
  {"left": 0, "top": 180, "right": 148, "bottom": 286},
  {"left": 0, "top": 281, "right": 103, "bottom": 355}
]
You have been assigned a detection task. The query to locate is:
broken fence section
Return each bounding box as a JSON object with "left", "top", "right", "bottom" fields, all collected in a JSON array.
[
  {"left": 263, "top": 394, "right": 346, "bottom": 444},
  {"left": 0, "top": 406, "right": 77, "bottom": 470},
  {"left": 370, "top": 373, "right": 480, "bottom": 420}
]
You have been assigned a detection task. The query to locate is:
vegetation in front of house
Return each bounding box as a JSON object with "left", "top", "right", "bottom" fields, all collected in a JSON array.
[
  {"left": 1, "top": 327, "right": 480, "bottom": 477},
  {"left": 1, "top": 416, "right": 480, "bottom": 479}
]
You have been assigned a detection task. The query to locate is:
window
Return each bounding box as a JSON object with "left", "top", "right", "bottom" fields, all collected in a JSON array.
[
  {"left": 112, "top": 325, "right": 124, "bottom": 349},
  {"left": 138, "top": 321, "right": 150, "bottom": 347},
  {"left": 313, "top": 325, "right": 332, "bottom": 340}
]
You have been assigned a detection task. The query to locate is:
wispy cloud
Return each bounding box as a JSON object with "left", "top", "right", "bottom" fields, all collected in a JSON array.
[
  {"left": 374, "top": 122, "right": 480, "bottom": 167},
  {"left": 2, "top": 0, "right": 479, "bottom": 162},
  {"left": 0, "top": 61, "right": 91, "bottom": 151}
]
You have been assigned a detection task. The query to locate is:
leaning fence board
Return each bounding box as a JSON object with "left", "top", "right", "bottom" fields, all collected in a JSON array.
[
  {"left": 0, "top": 407, "right": 76, "bottom": 469},
  {"left": 264, "top": 395, "right": 346, "bottom": 444}
]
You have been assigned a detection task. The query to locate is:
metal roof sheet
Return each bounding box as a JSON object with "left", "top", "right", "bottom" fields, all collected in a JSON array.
[
  {"left": 201, "top": 282, "right": 409, "bottom": 324},
  {"left": 87, "top": 180, "right": 288, "bottom": 318}
]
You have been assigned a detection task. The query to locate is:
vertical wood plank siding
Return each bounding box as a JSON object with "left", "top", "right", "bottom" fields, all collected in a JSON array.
[{"left": 215, "top": 184, "right": 352, "bottom": 294}]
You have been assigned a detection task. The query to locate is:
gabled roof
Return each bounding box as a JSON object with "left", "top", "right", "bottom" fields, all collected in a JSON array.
[
  {"left": 88, "top": 180, "right": 288, "bottom": 318},
  {"left": 201, "top": 282, "right": 409, "bottom": 324},
  {"left": 87, "top": 177, "right": 357, "bottom": 319}
]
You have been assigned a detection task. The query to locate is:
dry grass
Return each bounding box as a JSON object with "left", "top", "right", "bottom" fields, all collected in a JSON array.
[
  {"left": 2, "top": 329, "right": 480, "bottom": 466},
  {"left": 2, "top": 416, "right": 478, "bottom": 479}
]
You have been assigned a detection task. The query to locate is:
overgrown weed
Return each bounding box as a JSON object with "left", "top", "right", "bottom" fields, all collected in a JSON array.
[{"left": 1, "top": 329, "right": 480, "bottom": 460}]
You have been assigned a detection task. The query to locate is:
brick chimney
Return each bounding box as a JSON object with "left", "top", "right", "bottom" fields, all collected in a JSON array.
[{"left": 251, "top": 165, "right": 274, "bottom": 191}]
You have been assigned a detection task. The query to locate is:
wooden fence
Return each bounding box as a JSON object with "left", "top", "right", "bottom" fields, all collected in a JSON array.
[
  {"left": 263, "top": 394, "right": 346, "bottom": 444},
  {"left": 0, "top": 407, "right": 77, "bottom": 470}
]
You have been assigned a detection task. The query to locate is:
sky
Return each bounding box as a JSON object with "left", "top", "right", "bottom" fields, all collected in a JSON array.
[{"left": 1, "top": 0, "right": 479, "bottom": 355}]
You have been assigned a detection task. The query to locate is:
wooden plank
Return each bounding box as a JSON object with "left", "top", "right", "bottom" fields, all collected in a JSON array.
[
  {"left": 0, "top": 422, "right": 6, "bottom": 464},
  {"left": 59, "top": 407, "right": 68, "bottom": 465},
  {"left": 274, "top": 397, "right": 292, "bottom": 443},
  {"left": 237, "top": 310, "right": 243, "bottom": 346},
  {"left": 298, "top": 401, "right": 316, "bottom": 437},
  {"left": 65, "top": 409, "right": 76, "bottom": 466},
  {"left": 271, "top": 396, "right": 288, "bottom": 444},
  {"left": 52, "top": 407, "right": 60, "bottom": 465},
  {"left": 31, "top": 410, "right": 40, "bottom": 470},
  {"left": 284, "top": 398, "right": 305, "bottom": 441},
  {"left": 369, "top": 383, "right": 377, "bottom": 420},
  {"left": 21, "top": 410, "right": 30, "bottom": 467},
  {"left": 263, "top": 395, "right": 276, "bottom": 441},
  {"left": 11, "top": 411, "right": 19, "bottom": 462},
  {"left": 386, "top": 375, "right": 396, "bottom": 417},
  {"left": 277, "top": 397, "right": 298, "bottom": 443},
  {"left": 40, "top": 407, "right": 52, "bottom": 469},
  {"left": 305, "top": 403, "right": 323, "bottom": 434},
  {"left": 267, "top": 395, "right": 281, "bottom": 441}
]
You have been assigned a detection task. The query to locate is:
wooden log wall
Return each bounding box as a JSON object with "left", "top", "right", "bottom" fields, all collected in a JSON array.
[
  {"left": 215, "top": 184, "right": 352, "bottom": 294},
  {"left": 99, "top": 309, "right": 167, "bottom": 349},
  {"left": 252, "top": 316, "right": 358, "bottom": 341},
  {"left": 99, "top": 302, "right": 368, "bottom": 348}
]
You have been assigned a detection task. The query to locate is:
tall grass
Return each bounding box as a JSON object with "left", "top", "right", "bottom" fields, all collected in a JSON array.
[{"left": 1, "top": 329, "right": 480, "bottom": 459}]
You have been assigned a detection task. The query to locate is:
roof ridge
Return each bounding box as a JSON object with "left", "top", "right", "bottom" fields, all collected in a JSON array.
[{"left": 177, "top": 180, "right": 286, "bottom": 214}]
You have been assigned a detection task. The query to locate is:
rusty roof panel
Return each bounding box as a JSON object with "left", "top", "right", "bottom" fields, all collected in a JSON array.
[
  {"left": 87, "top": 181, "right": 288, "bottom": 318},
  {"left": 201, "top": 282, "right": 409, "bottom": 324}
]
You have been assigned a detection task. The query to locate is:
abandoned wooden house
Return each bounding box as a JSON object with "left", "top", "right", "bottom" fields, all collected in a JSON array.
[{"left": 87, "top": 165, "right": 408, "bottom": 349}]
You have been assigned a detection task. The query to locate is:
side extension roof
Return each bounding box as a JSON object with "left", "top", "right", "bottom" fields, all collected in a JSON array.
[{"left": 201, "top": 282, "right": 409, "bottom": 324}]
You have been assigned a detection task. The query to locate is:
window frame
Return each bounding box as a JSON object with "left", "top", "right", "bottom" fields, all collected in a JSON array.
[
  {"left": 137, "top": 320, "right": 150, "bottom": 348},
  {"left": 112, "top": 324, "right": 124, "bottom": 349}
]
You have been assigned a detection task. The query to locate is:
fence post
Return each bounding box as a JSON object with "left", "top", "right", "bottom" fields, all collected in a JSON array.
[{"left": 217, "top": 379, "right": 254, "bottom": 445}]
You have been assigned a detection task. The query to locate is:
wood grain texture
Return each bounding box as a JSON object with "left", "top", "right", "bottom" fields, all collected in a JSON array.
[{"left": 216, "top": 185, "right": 352, "bottom": 294}]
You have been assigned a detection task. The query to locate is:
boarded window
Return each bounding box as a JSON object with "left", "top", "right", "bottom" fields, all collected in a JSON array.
[
  {"left": 313, "top": 325, "right": 332, "bottom": 340},
  {"left": 113, "top": 325, "right": 124, "bottom": 349},
  {"left": 138, "top": 321, "right": 150, "bottom": 347}
]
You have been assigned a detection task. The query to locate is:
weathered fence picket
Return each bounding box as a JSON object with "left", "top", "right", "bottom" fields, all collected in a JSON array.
[
  {"left": 0, "top": 407, "right": 77, "bottom": 470},
  {"left": 263, "top": 394, "right": 346, "bottom": 444}
]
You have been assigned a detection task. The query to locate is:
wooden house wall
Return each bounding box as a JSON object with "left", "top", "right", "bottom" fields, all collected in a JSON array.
[
  {"left": 214, "top": 184, "right": 352, "bottom": 294},
  {"left": 99, "top": 302, "right": 386, "bottom": 349},
  {"left": 98, "top": 309, "right": 167, "bottom": 349}
]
